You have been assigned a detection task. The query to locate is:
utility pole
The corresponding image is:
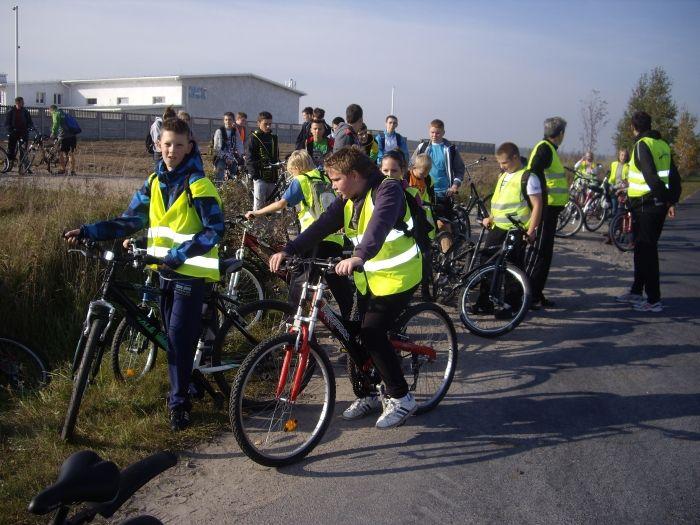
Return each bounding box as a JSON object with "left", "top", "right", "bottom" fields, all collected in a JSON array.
[
  {"left": 391, "top": 86, "right": 395, "bottom": 115},
  {"left": 13, "top": 5, "right": 19, "bottom": 99}
]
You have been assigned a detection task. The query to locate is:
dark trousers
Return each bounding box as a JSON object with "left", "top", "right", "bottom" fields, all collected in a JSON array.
[
  {"left": 7, "top": 130, "right": 28, "bottom": 160},
  {"left": 159, "top": 277, "right": 206, "bottom": 411},
  {"left": 346, "top": 285, "right": 417, "bottom": 399},
  {"left": 631, "top": 202, "right": 667, "bottom": 303},
  {"left": 529, "top": 205, "right": 562, "bottom": 301},
  {"left": 288, "top": 241, "right": 354, "bottom": 320}
]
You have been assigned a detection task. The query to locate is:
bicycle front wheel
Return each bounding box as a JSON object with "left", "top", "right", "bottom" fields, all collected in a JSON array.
[
  {"left": 225, "top": 263, "right": 264, "bottom": 305},
  {"left": 229, "top": 333, "right": 335, "bottom": 467},
  {"left": 62, "top": 318, "right": 106, "bottom": 441},
  {"left": 0, "top": 147, "right": 9, "bottom": 173},
  {"left": 555, "top": 200, "right": 583, "bottom": 238},
  {"left": 583, "top": 198, "right": 608, "bottom": 232},
  {"left": 0, "top": 338, "right": 48, "bottom": 402},
  {"left": 212, "top": 299, "right": 294, "bottom": 395},
  {"left": 459, "top": 263, "right": 531, "bottom": 337},
  {"left": 19, "top": 149, "right": 36, "bottom": 175},
  {"left": 111, "top": 315, "right": 158, "bottom": 381},
  {"left": 610, "top": 213, "right": 634, "bottom": 252},
  {"left": 394, "top": 303, "right": 458, "bottom": 413}
]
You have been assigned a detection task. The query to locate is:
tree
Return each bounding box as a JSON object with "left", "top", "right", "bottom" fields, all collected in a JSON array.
[
  {"left": 614, "top": 66, "right": 678, "bottom": 150},
  {"left": 673, "top": 110, "right": 700, "bottom": 177},
  {"left": 580, "top": 89, "right": 608, "bottom": 155}
]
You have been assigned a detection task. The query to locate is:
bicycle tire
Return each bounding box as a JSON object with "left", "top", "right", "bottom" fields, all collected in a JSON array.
[
  {"left": 0, "top": 337, "right": 48, "bottom": 400},
  {"left": 62, "top": 318, "right": 106, "bottom": 441},
  {"left": 459, "top": 262, "right": 531, "bottom": 338},
  {"left": 211, "top": 299, "right": 294, "bottom": 396},
  {"left": 610, "top": 213, "right": 634, "bottom": 252},
  {"left": 229, "top": 333, "right": 335, "bottom": 467},
  {"left": 111, "top": 314, "right": 159, "bottom": 382},
  {"left": 0, "top": 146, "right": 9, "bottom": 173},
  {"left": 555, "top": 200, "right": 583, "bottom": 238},
  {"left": 394, "top": 302, "right": 458, "bottom": 413},
  {"left": 583, "top": 198, "right": 608, "bottom": 232},
  {"left": 19, "top": 148, "right": 36, "bottom": 175},
  {"left": 225, "top": 263, "right": 264, "bottom": 305}
]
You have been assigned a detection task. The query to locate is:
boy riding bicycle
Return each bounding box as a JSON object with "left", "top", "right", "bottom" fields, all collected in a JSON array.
[{"left": 270, "top": 147, "right": 422, "bottom": 429}]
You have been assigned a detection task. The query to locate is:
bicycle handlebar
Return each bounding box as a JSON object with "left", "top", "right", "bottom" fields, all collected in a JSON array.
[{"left": 280, "top": 256, "right": 364, "bottom": 274}]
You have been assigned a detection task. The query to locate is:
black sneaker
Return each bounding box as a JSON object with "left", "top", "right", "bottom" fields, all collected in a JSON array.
[{"left": 169, "top": 408, "right": 191, "bottom": 431}]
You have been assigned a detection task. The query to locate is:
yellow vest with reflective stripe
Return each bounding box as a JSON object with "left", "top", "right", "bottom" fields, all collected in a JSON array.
[
  {"left": 491, "top": 168, "right": 532, "bottom": 231},
  {"left": 295, "top": 169, "right": 343, "bottom": 246},
  {"left": 406, "top": 186, "right": 436, "bottom": 240},
  {"left": 147, "top": 174, "right": 222, "bottom": 282},
  {"left": 628, "top": 137, "right": 671, "bottom": 198},
  {"left": 527, "top": 140, "right": 568, "bottom": 206},
  {"left": 607, "top": 161, "right": 629, "bottom": 185},
  {"left": 344, "top": 181, "right": 422, "bottom": 296}
]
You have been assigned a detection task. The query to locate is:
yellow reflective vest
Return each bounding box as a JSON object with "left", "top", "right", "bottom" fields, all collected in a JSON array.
[
  {"left": 607, "top": 161, "right": 629, "bottom": 185},
  {"left": 628, "top": 137, "right": 671, "bottom": 198},
  {"left": 527, "top": 140, "right": 568, "bottom": 206},
  {"left": 491, "top": 168, "right": 532, "bottom": 231},
  {"left": 147, "top": 174, "right": 222, "bottom": 282}
]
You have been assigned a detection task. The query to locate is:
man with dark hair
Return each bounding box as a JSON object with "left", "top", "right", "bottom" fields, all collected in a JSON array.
[
  {"left": 313, "top": 107, "right": 332, "bottom": 138},
  {"left": 269, "top": 146, "right": 422, "bottom": 428},
  {"left": 150, "top": 106, "right": 178, "bottom": 170},
  {"left": 212, "top": 111, "right": 239, "bottom": 182},
  {"left": 247, "top": 111, "right": 280, "bottom": 210},
  {"left": 615, "top": 111, "right": 681, "bottom": 312},
  {"left": 331, "top": 117, "right": 345, "bottom": 139},
  {"left": 295, "top": 106, "right": 314, "bottom": 150},
  {"left": 333, "top": 104, "right": 363, "bottom": 152},
  {"left": 234, "top": 112, "right": 248, "bottom": 159},
  {"left": 526, "top": 116, "right": 568, "bottom": 309},
  {"left": 4, "top": 97, "right": 33, "bottom": 171},
  {"left": 306, "top": 119, "right": 334, "bottom": 169},
  {"left": 376, "top": 114, "right": 410, "bottom": 165}
]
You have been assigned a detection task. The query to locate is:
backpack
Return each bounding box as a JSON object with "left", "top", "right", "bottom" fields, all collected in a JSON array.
[
  {"left": 145, "top": 131, "right": 155, "bottom": 155},
  {"left": 62, "top": 111, "right": 82, "bottom": 135},
  {"left": 301, "top": 171, "right": 336, "bottom": 220}
]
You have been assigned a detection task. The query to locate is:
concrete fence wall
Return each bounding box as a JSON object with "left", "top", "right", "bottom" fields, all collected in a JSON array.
[{"left": 2, "top": 105, "right": 495, "bottom": 155}]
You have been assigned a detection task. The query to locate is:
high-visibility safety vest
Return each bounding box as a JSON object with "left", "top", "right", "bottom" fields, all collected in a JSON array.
[
  {"left": 344, "top": 181, "right": 422, "bottom": 296},
  {"left": 295, "top": 169, "right": 343, "bottom": 246},
  {"left": 406, "top": 185, "right": 436, "bottom": 240},
  {"left": 147, "top": 173, "right": 222, "bottom": 282},
  {"left": 491, "top": 168, "right": 532, "bottom": 231},
  {"left": 628, "top": 136, "right": 671, "bottom": 198},
  {"left": 607, "top": 161, "right": 629, "bottom": 185},
  {"left": 527, "top": 140, "right": 568, "bottom": 206}
]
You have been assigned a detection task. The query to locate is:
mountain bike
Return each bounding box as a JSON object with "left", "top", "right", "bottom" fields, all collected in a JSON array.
[
  {"left": 609, "top": 191, "right": 634, "bottom": 252},
  {"left": 62, "top": 241, "right": 293, "bottom": 441},
  {"left": 15, "top": 131, "right": 59, "bottom": 175},
  {"left": 0, "top": 337, "right": 48, "bottom": 403},
  {"left": 28, "top": 449, "right": 176, "bottom": 525},
  {"left": 229, "top": 257, "right": 458, "bottom": 467},
  {"left": 567, "top": 169, "right": 610, "bottom": 232},
  {"left": 458, "top": 214, "right": 532, "bottom": 337}
]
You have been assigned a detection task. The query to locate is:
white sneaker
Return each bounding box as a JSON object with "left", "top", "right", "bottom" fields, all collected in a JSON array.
[
  {"left": 633, "top": 301, "right": 664, "bottom": 313},
  {"left": 616, "top": 292, "right": 644, "bottom": 304},
  {"left": 375, "top": 393, "right": 417, "bottom": 429},
  {"left": 342, "top": 395, "right": 382, "bottom": 420}
]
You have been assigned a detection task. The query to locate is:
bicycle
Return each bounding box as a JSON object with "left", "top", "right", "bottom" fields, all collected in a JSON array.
[
  {"left": 458, "top": 214, "right": 532, "bottom": 337},
  {"left": 0, "top": 144, "right": 9, "bottom": 173},
  {"left": 229, "top": 257, "right": 458, "bottom": 467},
  {"left": 14, "top": 131, "right": 59, "bottom": 175},
  {"left": 555, "top": 197, "right": 584, "bottom": 237},
  {"left": 566, "top": 168, "right": 610, "bottom": 232},
  {"left": 609, "top": 191, "right": 635, "bottom": 252},
  {"left": 28, "top": 449, "right": 176, "bottom": 525},
  {"left": 62, "top": 241, "right": 293, "bottom": 441},
  {"left": 0, "top": 337, "right": 48, "bottom": 403}
]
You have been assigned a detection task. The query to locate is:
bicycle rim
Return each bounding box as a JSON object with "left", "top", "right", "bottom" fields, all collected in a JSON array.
[
  {"left": 0, "top": 338, "right": 48, "bottom": 403},
  {"left": 610, "top": 214, "right": 634, "bottom": 252},
  {"left": 111, "top": 317, "right": 158, "bottom": 381},
  {"left": 225, "top": 265, "right": 264, "bottom": 306},
  {"left": 230, "top": 334, "right": 335, "bottom": 467},
  {"left": 584, "top": 200, "right": 607, "bottom": 232},
  {"left": 394, "top": 304, "right": 458, "bottom": 413},
  {"left": 556, "top": 201, "right": 583, "bottom": 237},
  {"left": 459, "top": 263, "right": 531, "bottom": 337}
]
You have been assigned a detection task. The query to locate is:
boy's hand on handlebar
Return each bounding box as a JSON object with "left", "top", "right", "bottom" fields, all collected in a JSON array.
[
  {"left": 244, "top": 211, "right": 256, "bottom": 220},
  {"left": 482, "top": 217, "right": 493, "bottom": 228},
  {"left": 525, "top": 229, "right": 537, "bottom": 244},
  {"left": 269, "top": 252, "right": 287, "bottom": 273},
  {"left": 335, "top": 256, "right": 363, "bottom": 276},
  {"left": 63, "top": 229, "right": 81, "bottom": 247}
]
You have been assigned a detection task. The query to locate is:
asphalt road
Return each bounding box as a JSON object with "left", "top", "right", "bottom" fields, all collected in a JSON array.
[{"left": 119, "top": 194, "right": 700, "bottom": 525}]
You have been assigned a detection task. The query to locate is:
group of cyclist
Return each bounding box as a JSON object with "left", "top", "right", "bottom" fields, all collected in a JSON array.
[{"left": 62, "top": 99, "right": 682, "bottom": 432}]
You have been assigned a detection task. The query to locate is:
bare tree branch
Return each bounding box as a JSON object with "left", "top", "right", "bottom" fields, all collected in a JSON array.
[{"left": 580, "top": 89, "right": 609, "bottom": 154}]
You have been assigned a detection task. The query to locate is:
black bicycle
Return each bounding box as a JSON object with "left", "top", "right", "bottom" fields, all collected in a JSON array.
[
  {"left": 458, "top": 214, "right": 532, "bottom": 337},
  {"left": 28, "top": 449, "right": 176, "bottom": 525},
  {"left": 61, "top": 241, "right": 293, "bottom": 441},
  {"left": 11, "top": 131, "right": 59, "bottom": 175}
]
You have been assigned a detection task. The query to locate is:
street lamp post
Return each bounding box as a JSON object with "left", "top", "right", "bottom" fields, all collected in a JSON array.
[{"left": 13, "top": 5, "right": 19, "bottom": 99}]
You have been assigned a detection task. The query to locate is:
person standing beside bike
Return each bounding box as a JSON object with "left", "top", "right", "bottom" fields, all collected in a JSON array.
[
  {"left": 616, "top": 111, "right": 681, "bottom": 313},
  {"left": 269, "top": 147, "right": 422, "bottom": 429},
  {"left": 526, "top": 116, "right": 568, "bottom": 309},
  {"left": 64, "top": 117, "right": 225, "bottom": 431},
  {"left": 606, "top": 148, "right": 630, "bottom": 217},
  {"left": 212, "top": 111, "right": 240, "bottom": 183},
  {"left": 246, "top": 111, "right": 280, "bottom": 211},
  {"left": 4, "top": 96, "right": 33, "bottom": 172},
  {"left": 49, "top": 105, "right": 77, "bottom": 176}
]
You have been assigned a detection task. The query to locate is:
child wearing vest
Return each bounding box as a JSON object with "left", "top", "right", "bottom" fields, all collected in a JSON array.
[
  {"left": 245, "top": 150, "right": 353, "bottom": 318},
  {"left": 64, "top": 118, "right": 225, "bottom": 432},
  {"left": 269, "top": 147, "right": 422, "bottom": 429}
]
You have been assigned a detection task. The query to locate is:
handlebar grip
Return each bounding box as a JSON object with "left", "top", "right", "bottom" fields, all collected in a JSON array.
[{"left": 141, "top": 255, "right": 162, "bottom": 266}]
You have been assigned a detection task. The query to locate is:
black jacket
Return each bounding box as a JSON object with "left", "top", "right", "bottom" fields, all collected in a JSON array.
[
  {"left": 246, "top": 129, "right": 280, "bottom": 182},
  {"left": 4, "top": 106, "right": 33, "bottom": 135}
]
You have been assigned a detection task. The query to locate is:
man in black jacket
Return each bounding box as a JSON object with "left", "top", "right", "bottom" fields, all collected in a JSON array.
[
  {"left": 294, "top": 106, "right": 314, "bottom": 150},
  {"left": 4, "top": 97, "right": 34, "bottom": 170}
]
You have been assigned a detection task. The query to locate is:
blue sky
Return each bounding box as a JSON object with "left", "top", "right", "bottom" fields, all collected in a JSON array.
[{"left": 2, "top": 0, "right": 699, "bottom": 155}]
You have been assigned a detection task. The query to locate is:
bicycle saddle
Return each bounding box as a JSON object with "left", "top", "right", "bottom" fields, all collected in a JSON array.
[
  {"left": 220, "top": 257, "right": 244, "bottom": 275},
  {"left": 28, "top": 450, "right": 120, "bottom": 515}
]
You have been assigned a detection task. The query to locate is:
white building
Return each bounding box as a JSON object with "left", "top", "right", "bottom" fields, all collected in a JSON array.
[{"left": 0, "top": 73, "right": 305, "bottom": 123}]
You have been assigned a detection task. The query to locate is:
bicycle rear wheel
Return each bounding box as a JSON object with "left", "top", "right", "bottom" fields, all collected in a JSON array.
[
  {"left": 0, "top": 338, "right": 48, "bottom": 402},
  {"left": 212, "top": 299, "right": 294, "bottom": 395},
  {"left": 62, "top": 318, "right": 106, "bottom": 441},
  {"left": 556, "top": 200, "right": 583, "bottom": 237},
  {"left": 111, "top": 314, "right": 159, "bottom": 381},
  {"left": 393, "top": 303, "right": 458, "bottom": 413},
  {"left": 583, "top": 198, "right": 608, "bottom": 232},
  {"left": 229, "top": 333, "right": 335, "bottom": 467},
  {"left": 19, "top": 149, "right": 36, "bottom": 175},
  {"left": 459, "top": 262, "right": 531, "bottom": 337},
  {"left": 610, "top": 213, "right": 634, "bottom": 252}
]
